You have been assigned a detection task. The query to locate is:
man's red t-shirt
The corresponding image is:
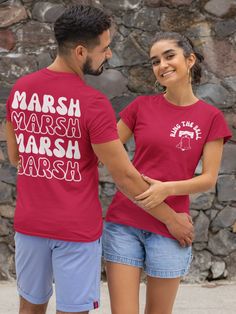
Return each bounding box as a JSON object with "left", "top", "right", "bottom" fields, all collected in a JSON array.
[{"left": 6, "top": 68, "right": 118, "bottom": 242}]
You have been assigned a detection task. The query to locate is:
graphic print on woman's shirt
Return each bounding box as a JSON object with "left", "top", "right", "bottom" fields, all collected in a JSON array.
[{"left": 170, "top": 120, "right": 202, "bottom": 151}]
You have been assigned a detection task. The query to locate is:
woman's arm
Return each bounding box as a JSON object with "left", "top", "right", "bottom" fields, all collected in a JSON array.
[
  {"left": 6, "top": 121, "right": 19, "bottom": 167},
  {"left": 117, "top": 119, "right": 133, "bottom": 144},
  {"left": 135, "top": 138, "right": 224, "bottom": 209}
]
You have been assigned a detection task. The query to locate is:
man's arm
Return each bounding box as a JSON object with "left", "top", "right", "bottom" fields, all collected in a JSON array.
[
  {"left": 92, "top": 139, "right": 193, "bottom": 246},
  {"left": 135, "top": 139, "right": 224, "bottom": 209},
  {"left": 6, "top": 121, "right": 19, "bottom": 167}
]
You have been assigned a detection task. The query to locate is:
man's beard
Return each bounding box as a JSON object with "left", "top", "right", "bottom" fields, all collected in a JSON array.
[{"left": 83, "top": 57, "right": 106, "bottom": 76}]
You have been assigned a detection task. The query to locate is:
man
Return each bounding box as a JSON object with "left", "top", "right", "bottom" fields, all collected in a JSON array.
[{"left": 6, "top": 5, "right": 193, "bottom": 314}]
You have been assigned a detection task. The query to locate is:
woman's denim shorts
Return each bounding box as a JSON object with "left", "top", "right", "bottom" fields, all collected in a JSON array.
[{"left": 103, "top": 222, "right": 192, "bottom": 278}]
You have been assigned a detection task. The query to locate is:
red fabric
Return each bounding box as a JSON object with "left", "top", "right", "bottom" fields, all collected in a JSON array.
[
  {"left": 7, "top": 68, "right": 118, "bottom": 242},
  {"left": 106, "top": 94, "right": 232, "bottom": 238}
]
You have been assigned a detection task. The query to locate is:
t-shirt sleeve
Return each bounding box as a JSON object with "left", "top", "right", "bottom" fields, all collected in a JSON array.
[
  {"left": 206, "top": 111, "right": 232, "bottom": 144},
  {"left": 119, "top": 97, "right": 141, "bottom": 131},
  {"left": 85, "top": 93, "right": 119, "bottom": 144}
]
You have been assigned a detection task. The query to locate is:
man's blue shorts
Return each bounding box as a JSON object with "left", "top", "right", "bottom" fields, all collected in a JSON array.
[
  {"left": 103, "top": 222, "right": 192, "bottom": 278},
  {"left": 15, "top": 232, "right": 101, "bottom": 312}
]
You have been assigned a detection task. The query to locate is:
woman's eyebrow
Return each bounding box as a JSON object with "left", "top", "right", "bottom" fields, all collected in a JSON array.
[{"left": 149, "top": 49, "right": 176, "bottom": 61}]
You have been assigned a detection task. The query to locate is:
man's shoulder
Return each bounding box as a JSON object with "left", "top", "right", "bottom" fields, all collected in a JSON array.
[
  {"left": 13, "top": 69, "right": 43, "bottom": 86},
  {"left": 82, "top": 84, "right": 111, "bottom": 107}
]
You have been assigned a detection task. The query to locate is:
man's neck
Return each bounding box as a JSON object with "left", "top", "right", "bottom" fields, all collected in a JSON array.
[{"left": 47, "top": 56, "right": 84, "bottom": 80}]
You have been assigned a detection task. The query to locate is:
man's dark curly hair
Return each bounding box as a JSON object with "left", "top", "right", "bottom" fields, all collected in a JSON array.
[{"left": 54, "top": 5, "right": 112, "bottom": 55}]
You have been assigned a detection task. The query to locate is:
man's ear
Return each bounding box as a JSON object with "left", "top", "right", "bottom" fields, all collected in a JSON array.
[{"left": 74, "top": 45, "right": 88, "bottom": 61}]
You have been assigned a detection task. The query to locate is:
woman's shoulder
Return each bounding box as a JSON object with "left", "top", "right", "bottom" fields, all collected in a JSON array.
[{"left": 198, "top": 99, "right": 223, "bottom": 115}]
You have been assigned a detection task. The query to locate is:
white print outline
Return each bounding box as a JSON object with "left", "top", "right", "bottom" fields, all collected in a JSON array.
[
  {"left": 170, "top": 120, "right": 202, "bottom": 151},
  {"left": 11, "top": 90, "right": 83, "bottom": 183},
  {"left": 11, "top": 91, "right": 81, "bottom": 117},
  {"left": 11, "top": 112, "right": 81, "bottom": 138},
  {"left": 18, "top": 155, "right": 82, "bottom": 182}
]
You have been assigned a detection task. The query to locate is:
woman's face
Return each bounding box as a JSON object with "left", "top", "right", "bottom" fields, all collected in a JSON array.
[{"left": 150, "top": 39, "right": 195, "bottom": 88}]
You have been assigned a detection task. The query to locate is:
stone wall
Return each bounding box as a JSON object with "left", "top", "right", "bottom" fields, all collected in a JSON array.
[{"left": 0, "top": 0, "right": 235, "bottom": 282}]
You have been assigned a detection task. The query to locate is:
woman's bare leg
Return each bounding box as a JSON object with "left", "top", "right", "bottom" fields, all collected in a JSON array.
[
  {"left": 106, "top": 261, "right": 142, "bottom": 314},
  {"left": 145, "top": 276, "right": 181, "bottom": 314}
]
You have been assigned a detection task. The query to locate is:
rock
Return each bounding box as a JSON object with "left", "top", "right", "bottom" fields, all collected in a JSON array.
[
  {"left": 128, "top": 66, "right": 156, "bottom": 93},
  {"left": 204, "top": 0, "right": 236, "bottom": 18},
  {"left": 223, "top": 112, "right": 236, "bottom": 142},
  {"left": 0, "top": 217, "right": 10, "bottom": 236},
  {"left": 225, "top": 251, "right": 236, "bottom": 280},
  {"left": 0, "top": 148, "right": 4, "bottom": 161},
  {"left": 100, "top": 195, "right": 113, "bottom": 217},
  {"left": 185, "top": 250, "right": 212, "bottom": 283},
  {"left": 0, "top": 182, "right": 12, "bottom": 204},
  {"left": 125, "top": 136, "right": 136, "bottom": 153},
  {"left": 196, "top": 83, "right": 231, "bottom": 109},
  {"left": 208, "top": 229, "right": 236, "bottom": 255},
  {"left": 214, "top": 19, "right": 236, "bottom": 38},
  {"left": 230, "top": 32, "right": 236, "bottom": 47},
  {"left": 98, "top": 165, "right": 114, "bottom": 183},
  {"left": 185, "top": 22, "right": 212, "bottom": 39},
  {"left": 224, "top": 76, "right": 236, "bottom": 92},
  {"left": 220, "top": 144, "right": 236, "bottom": 174},
  {"left": 190, "top": 192, "right": 215, "bottom": 210},
  {"left": 165, "top": 0, "right": 194, "bottom": 4},
  {"left": 209, "top": 209, "right": 218, "bottom": 221},
  {"left": 85, "top": 69, "right": 128, "bottom": 99},
  {"left": 200, "top": 38, "right": 236, "bottom": 77},
  {"left": 16, "top": 21, "right": 55, "bottom": 53},
  {"left": 144, "top": 0, "right": 162, "bottom": 7},
  {"left": 211, "top": 205, "right": 236, "bottom": 232},
  {"left": 217, "top": 175, "right": 236, "bottom": 202},
  {"left": 32, "top": 2, "right": 65, "bottom": 23},
  {"left": 193, "top": 242, "right": 208, "bottom": 251},
  {"left": 0, "top": 4, "right": 27, "bottom": 28},
  {"left": 0, "top": 120, "right": 6, "bottom": 141},
  {"left": 190, "top": 210, "right": 199, "bottom": 219},
  {"left": 109, "top": 31, "right": 152, "bottom": 67},
  {"left": 0, "top": 54, "right": 38, "bottom": 84},
  {"left": 210, "top": 260, "right": 226, "bottom": 279},
  {"left": 0, "top": 85, "right": 12, "bottom": 103},
  {"left": 160, "top": 8, "right": 204, "bottom": 32},
  {"left": 0, "top": 103, "right": 6, "bottom": 119},
  {"left": 0, "top": 242, "right": 12, "bottom": 280},
  {"left": 100, "top": 0, "right": 142, "bottom": 11},
  {"left": 194, "top": 211, "right": 210, "bottom": 242},
  {"left": 0, "top": 166, "right": 17, "bottom": 185},
  {"left": 111, "top": 95, "right": 136, "bottom": 119},
  {"left": 37, "top": 52, "right": 53, "bottom": 69},
  {"left": 0, "top": 205, "right": 15, "bottom": 219},
  {"left": 0, "top": 30, "right": 15, "bottom": 52},
  {"left": 102, "top": 183, "right": 117, "bottom": 197},
  {"left": 123, "top": 7, "right": 161, "bottom": 32},
  {"left": 21, "top": 0, "right": 34, "bottom": 7}
]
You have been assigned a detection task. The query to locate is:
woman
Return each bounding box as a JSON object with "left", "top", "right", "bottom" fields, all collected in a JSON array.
[{"left": 103, "top": 32, "right": 232, "bottom": 314}]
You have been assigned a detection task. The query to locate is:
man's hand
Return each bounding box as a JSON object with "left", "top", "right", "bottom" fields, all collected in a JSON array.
[{"left": 164, "top": 212, "right": 194, "bottom": 247}]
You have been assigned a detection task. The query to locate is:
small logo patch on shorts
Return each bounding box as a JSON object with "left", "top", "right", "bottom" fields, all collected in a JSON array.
[{"left": 93, "top": 301, "right": 99, "bottom": 309}]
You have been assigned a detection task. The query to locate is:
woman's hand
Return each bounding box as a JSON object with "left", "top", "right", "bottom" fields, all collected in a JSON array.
[{"left": 135, "top": 175, "right": 170, "bottom": 210}]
